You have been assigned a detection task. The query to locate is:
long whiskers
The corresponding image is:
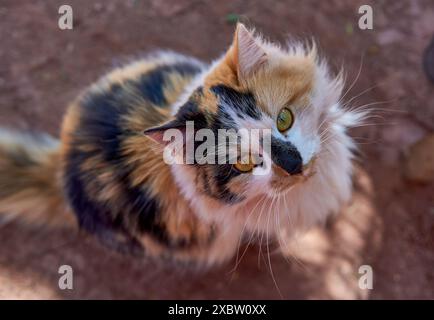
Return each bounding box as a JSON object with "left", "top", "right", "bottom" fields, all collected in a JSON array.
[
  {"left": 265, "top": 191, "right": 283, "bottom": 298},
  {"left": 229, "top": 194, "right": 266, "bottom": 275},
  {"left": 338, "top": 53, "right": 365, "bottom": 105}
]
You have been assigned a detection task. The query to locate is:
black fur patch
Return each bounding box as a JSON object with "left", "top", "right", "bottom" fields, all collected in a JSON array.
[
  {"left": 63, "top": 61, "right": 204, "bottom": 253},
  {"left": 211, "top": 85, "right": 262, "bottom": 120},
  {"left": 136, "top": 63, "right": 202, "bottom": 106},
  {"left": 213, "top": 164, "right": 243, "bottom": 203},
  {"left": 175, "top": 93, "right": 209, "bottom": 128},
  {"left": 64, "top": 149, "right": 145, "bottom": 256},
  {"left": 80, "top": 83, "right": 127, "bottom": 163},
  {"left": 145, "top": 87, "right": 208, "bottom": 134},
  {"left": 194, "top": 165, "right": 243, "bottom": 204}
]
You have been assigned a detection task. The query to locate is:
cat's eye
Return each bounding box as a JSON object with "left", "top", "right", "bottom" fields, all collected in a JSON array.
[
  {"left": 276, "top": 108, "right": 294, "bottom": 132},
  {"left": 234, "top": 157, "right": 255, "bottom": 173}
]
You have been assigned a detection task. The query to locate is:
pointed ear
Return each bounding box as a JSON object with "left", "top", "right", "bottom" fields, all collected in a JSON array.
[
  {"left": 144, "top": 93, "right": 207, "bottom": 145},
  {"left": 143, "top": 120, "right": 185, "bottom": 145},
  {"left": 231, "top": 23, "right": 268, "bottom": 79}
]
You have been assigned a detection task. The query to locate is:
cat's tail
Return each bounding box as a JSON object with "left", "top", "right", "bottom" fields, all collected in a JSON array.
[{"left": 0, "top": 129, "right": 75, "bottom": 228}]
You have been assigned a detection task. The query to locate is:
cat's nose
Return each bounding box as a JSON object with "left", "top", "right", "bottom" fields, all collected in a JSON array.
[
  {"left": 276, "top": 153, "right": 303, "bottom": 175},
  {"left": 270, "top": 137, "right": 303, "bottom": 176},
  {"left": 286, "top": 157, "right": 303, "bottom": 175}
]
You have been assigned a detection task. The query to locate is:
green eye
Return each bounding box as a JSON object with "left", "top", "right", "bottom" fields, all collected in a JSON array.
[{"left": 276, "top": 108, "right": 294, "bottom": 132}]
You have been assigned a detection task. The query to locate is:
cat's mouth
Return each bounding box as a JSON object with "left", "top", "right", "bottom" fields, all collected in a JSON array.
[{"left": 269, "top": 157, "right": 316, "bottom": 194}]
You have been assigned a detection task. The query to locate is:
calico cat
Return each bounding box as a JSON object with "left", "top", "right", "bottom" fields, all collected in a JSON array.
[{"left": 0, "top": 24, "right": 364, "bottom": 266}]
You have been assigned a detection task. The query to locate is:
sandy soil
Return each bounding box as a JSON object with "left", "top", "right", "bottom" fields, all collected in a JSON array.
[{"left": 0, "top": 0, "right": 433, "bottom": 299}]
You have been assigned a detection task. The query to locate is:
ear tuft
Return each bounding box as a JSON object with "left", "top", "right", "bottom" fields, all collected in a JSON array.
[{"left": 234, "top": 23, "right": 268, "bottom": 78}]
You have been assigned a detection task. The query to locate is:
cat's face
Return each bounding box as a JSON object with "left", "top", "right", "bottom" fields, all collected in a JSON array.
[{"left": 147, "top": 24, "right": 345, "bottom": 204}]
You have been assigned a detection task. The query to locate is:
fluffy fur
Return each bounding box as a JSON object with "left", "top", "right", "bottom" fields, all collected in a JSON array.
[{"left": 0, "top": 24, "right": 363, "bottom": 267}]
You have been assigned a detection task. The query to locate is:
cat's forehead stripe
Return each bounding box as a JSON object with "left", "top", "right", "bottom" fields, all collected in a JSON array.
[{"left": 211, "top": 85, "right": 262, "bottom": 120}]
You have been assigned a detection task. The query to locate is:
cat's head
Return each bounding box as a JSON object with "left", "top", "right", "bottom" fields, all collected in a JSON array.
[{"left": 146, "top": 24, "right": 357, "bottom": 206}]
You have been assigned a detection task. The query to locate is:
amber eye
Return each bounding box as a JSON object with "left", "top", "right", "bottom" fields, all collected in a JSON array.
[
  {"left": 234, "top": 156, "right": 255, "bottom": 173},
  {"left": 276, "top": 108, "right": 294, "bottom": 132}
]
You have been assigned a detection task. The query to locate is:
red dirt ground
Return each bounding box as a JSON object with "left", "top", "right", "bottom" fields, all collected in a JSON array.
[{"left": 0, "top": 0, "right": 433, "bottom": 299}]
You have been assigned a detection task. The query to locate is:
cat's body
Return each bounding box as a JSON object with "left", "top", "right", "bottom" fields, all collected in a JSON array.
[
  {"left": 0, "top": 25, "right": 362, "bottom": 267},
  {"left": 61, "top": 52, "right": 242, "bottom": 264}
]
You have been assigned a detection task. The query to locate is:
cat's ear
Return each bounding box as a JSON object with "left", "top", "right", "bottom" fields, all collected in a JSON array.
[
  {"left": 144, "top": 103, "right": 205, "bottom": 145},
  {"left": 143, "top": 119, "right": 185, "bottom": 145},
  {"left": 230, "top": 23, "right": 268, "bottom": 79}
]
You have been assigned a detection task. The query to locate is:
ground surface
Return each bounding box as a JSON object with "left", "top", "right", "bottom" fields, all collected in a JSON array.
[{"left": 0, "top": 0, "right": 433, "bottom": 299}]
